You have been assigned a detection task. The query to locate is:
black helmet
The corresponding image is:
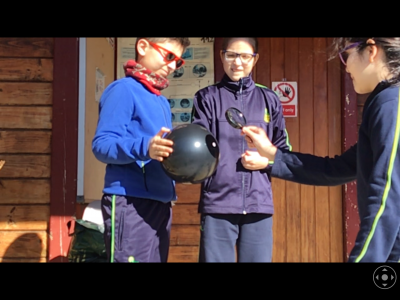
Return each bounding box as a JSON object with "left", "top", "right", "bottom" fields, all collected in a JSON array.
[{"left": 161, "top": 124, "right": 220, "bottom": 184}]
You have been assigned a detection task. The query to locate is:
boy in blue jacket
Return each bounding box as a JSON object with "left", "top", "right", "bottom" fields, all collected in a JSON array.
[{"left": 92, "top": 37, "right": 190, "bottom": 263}]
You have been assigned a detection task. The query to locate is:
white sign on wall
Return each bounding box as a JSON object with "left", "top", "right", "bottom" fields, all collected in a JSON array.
[{"left": 271, "top": 81, "right": 298, "bottom": 117}]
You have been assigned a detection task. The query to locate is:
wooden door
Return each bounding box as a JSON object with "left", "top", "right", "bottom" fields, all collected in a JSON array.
[{"left": 251, "top": 38, "right": 344, "bottom": 262}]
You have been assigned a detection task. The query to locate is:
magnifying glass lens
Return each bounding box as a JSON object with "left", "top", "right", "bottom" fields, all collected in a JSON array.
[{"left": 225, "top": 107, "right": 247, "bottom": 129}]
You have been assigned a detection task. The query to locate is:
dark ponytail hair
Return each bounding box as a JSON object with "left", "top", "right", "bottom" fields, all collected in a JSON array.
[{"left": 329, "top": 37, "right": 400, "bottom": 86}]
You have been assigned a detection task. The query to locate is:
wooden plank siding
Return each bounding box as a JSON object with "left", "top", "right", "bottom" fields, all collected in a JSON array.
[
  {"left": 256, "top": 38, "right": 344, "bottom": 262},
  {"left": 268, "top": 38, "right": 288, "bottom": 262},
  {"left": 0, "top": 38, "right": 53, "bottom": 262},
  {"left": 313, "top": 38, "right": 331, "bottom": 262},
  {"left": 297, "top": 38, "right": 316, "bottom": 262},
  {"left": 326, "top": 38, "right": 344, "bottom": 262},
  {"left": 168, "top": 184, "right": 201, "bottom": 262}
]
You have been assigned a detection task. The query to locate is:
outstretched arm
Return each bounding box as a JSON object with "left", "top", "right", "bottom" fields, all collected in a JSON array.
[{"left": 242, "top": 125, "right": 357, "bottom": 186}]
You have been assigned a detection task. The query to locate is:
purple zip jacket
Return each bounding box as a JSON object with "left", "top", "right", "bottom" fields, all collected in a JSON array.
[{"left": 191, "top": 73, "right": 292, "bottom": 215}]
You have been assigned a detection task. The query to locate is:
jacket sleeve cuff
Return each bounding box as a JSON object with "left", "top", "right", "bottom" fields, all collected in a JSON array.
[
  {"left": 132, "top": 136, "right": 153, "bottom": 162},
  {"left": 270, "top": 148, "right": 283, "bottom": 177}
]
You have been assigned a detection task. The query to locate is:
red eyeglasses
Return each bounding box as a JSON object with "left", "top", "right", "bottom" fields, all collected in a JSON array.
[{"left": 147, "top": 40, "right": 185, "bottom": 69}]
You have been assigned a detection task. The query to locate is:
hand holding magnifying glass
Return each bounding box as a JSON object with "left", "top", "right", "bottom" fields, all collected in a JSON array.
[{"left": 225, "top": 107, "right": 253, "bottom": 143}]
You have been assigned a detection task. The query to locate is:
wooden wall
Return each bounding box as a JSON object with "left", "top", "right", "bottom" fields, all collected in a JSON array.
[
  {"left": 167, "top": 184, "right": 201, "bottom": 262},
  {"left": 256, "top": 38, "right": 343, "bottom": 262},
  {"left": 0, "top": 38, "right": 53, "bottom": 262},
  {"left": 169, "top": 38, "right": 345, "bottom": 262}
]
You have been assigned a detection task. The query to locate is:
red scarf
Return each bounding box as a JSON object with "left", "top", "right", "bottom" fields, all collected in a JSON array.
[{"left": 123, "top": 59, "right": 169, "bottom": 95}]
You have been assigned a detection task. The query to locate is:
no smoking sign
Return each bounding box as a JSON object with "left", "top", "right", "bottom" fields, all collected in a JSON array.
[{"left": 272, "top": 81, "right": 298, "bottom": 117}]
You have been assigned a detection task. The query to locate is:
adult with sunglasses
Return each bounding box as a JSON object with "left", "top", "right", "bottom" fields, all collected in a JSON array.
[
  {"left": 92, "top": 37, "right": 190, "bottom": 263},
  {"left": 242, "top": 37, "right": 400, "bottom": 263},
  {"left": 191, "top": 37, "right": 292, "bottom": 262}
]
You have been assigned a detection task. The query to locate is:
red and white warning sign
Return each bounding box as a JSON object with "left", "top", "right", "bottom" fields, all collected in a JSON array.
[{"left": 272, "top": 81, "right": 298, "bottom": 117}]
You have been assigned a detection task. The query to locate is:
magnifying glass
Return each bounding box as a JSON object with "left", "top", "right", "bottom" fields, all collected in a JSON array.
[
  {"left": 225, "top": 107, "right": 247, "bottom": 129},
  {"left": 225, "top": 107, "right": 253, "bottom": 143}
]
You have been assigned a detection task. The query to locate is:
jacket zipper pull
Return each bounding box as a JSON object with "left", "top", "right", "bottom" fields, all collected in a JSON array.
[{"left": 141, "top": 161, "right": 149, "bottom": 191}]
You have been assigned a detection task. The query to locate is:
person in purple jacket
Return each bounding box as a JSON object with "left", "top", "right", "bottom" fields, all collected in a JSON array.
[
  {"left": 242, "top": 37, "right": 400, "bottom": 263},
  {"left": 191, "top": 37, "right": 292, "bottom": 262}
]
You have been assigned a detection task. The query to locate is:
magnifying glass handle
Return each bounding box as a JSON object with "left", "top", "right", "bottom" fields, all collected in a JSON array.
[{"left": 244, "top": 134, "right": 253, "bottom": 145}]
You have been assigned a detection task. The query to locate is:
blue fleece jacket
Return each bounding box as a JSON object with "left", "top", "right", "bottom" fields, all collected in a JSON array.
[
  {"left": 92, "top": 76, "right": 176, "bottom": 203},
  {"left": 270, "top": 81, "right": 400, "bottom": 262}
]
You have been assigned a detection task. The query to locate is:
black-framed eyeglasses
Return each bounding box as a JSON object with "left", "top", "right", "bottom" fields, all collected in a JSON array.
[
  {"left": 338, "top": 42, "right": 363, "bottom": 66},
  {"left": 222, "top": 50, "right": 257, "bottom": 64}
]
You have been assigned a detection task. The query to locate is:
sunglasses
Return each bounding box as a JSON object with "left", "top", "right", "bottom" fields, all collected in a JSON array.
[
  {"left": 338, "top": 41, "right": 363, "bottom": 66},
  {"left": 147, "top": 40, "right": 185, "bottom": 69}
]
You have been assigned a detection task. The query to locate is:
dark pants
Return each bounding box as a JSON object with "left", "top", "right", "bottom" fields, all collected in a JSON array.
[
  {"left": 101, "top": 194, "right": 172, "bottom": 263},
  {"left": 385, "top": 227, "right": 400, "bottom": 263},
  {"left": 199, "top": 213, "right": 273, "bottom": 262}
]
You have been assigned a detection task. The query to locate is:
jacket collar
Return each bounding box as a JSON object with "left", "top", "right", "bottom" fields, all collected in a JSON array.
[
  {"left": 362, "top": 80, "right": 392, "bottom": 119},
  {"left": 364, "top": 80, "right": 391, "bottom": 105},
  {"left": 220, "top": 73, "right": 256, "bottom": 94},
  {"left": 368, "top": 80, "right": 391, "bottom": 99}
]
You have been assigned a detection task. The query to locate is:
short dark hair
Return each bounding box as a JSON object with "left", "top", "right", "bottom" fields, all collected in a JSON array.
[
  {"left": 135, "top": 37, "right": 191, "bottom": 59},
  {"left": 329, "top": 37, "right": 400, "bottom": 86},
  {"left": 221, "top": 37, "right": 258, "bottom": 53}
]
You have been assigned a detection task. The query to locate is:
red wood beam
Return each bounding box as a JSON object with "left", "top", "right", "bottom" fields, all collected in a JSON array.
[
  {"left": 49, "top": 37, "right": 79, "bottom": 262},
  {"left": 341, "top": 71, "right": 360, "bottom": 261}
]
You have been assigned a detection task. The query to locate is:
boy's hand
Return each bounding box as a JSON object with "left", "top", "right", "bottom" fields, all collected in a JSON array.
[
  {"left": 149, "top": 128, "right": 174, "bottom": 162},
  {"left": 241, "top": 150, "right": 269, "bottom": 170}
]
